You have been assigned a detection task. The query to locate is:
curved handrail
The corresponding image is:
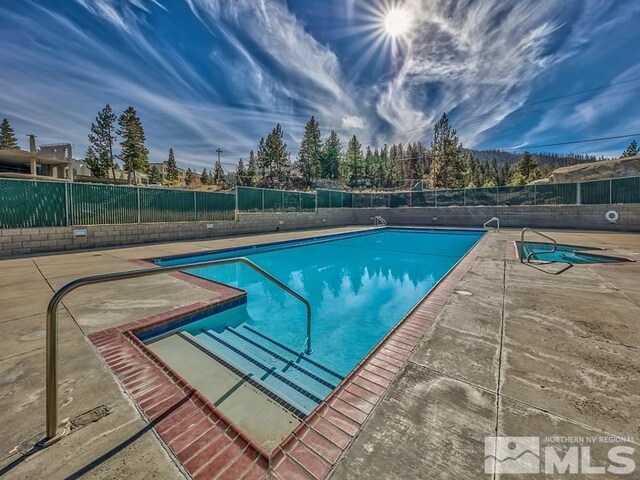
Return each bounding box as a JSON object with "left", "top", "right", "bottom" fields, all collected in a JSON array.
[
  {"left": 373, "top": 215, "right": 387, "bottom": 227},
  {"left": 40, "top": 256, "right": 311, "bottom": 447},
  {"left": 483, "top": 217, "right": 500, "bottom": 231},
  {"left": 520, "top": 227, "right": 558, "bottom": 263}
]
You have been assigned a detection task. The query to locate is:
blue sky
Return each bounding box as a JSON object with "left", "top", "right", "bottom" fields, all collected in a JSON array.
[{"left": 1, "top": 0, "right": 639, "bottom": 171}]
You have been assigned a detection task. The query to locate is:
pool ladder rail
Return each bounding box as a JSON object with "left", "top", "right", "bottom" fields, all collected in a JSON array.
[
  {"left": 373, "top": 215, "right": 387, "bottom": 227},
  {"left": 520, "top": 227, "right": 558, "bottom": 263},
  {"left": 483, "top": 217, "right": 500, "bottom": 231},
  {"left": 38, "top": 256, "right": 312, "bottom": 448}
]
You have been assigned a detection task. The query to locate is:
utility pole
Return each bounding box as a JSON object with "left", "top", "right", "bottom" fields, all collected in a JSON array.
[
  {"left": 216, "top": 148, "right": 223, "bottom": 164},
  {"left": 215, "top": 148, "right": 223, "bottom": 186}
]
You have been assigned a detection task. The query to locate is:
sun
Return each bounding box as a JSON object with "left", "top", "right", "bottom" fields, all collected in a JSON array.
[{"left": 384, "top": 7, "right": 412, "bottom": 37}]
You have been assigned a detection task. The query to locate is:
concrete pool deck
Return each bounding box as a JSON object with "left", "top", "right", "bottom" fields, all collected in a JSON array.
[{"left": 0, "top": 226, "right": 638, "bottom": 478}]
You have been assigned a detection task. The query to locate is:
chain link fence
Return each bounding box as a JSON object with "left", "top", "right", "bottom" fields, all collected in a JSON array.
[{"left": 1, "top": 176, "right": 638, "bottom": 229}]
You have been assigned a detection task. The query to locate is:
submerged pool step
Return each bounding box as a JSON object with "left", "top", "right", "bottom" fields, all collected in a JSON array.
[{"left": 194, "top": 327, "right": 334, "bottom": 415}]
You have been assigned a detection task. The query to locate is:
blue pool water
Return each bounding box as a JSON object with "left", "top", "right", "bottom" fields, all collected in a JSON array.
[
  {"left": 148, "top": 228, "right": 483, "bottom": 415},
  {"left": 519, "top": 242, "right": 625, "bottom": 264}
]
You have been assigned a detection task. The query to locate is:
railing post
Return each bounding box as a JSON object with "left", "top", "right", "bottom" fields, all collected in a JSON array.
[
  {"left": 609, "top": 179, "right": 613, "bottom": 204},
  {"left": 64, "top": 182, "right": 70, "bottom": 226},
  {"left": 576, "top": 182, "right": 581, "bottom": 205},
  {"left": 193, "top": 190, "right": 197, "bottom": 221},
  {"left": 261, "top": 188, "right": 265, "bottom": 212},
  {"left": 463, "top": 188, "right": 466, "bottom": 207},
  {"left": 435, "top": 190, "right": 438, "bottom": 207},
  {"left": 496, "top": 186, "right": 499, "bottom": 206},
  {"left": 235, "top": 188, "right": 239, "bottom": 220},
  {"left": 137, "top": 187, "right": 141, "bottom": 224}
]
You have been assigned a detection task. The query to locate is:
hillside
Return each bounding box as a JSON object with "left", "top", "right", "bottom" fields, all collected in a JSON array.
[
  {"left": 539, "top": 156, "right": 640, "bottom": 183},
  {"left": 465, "top": 149, "right": 604, "bottom": 167}
]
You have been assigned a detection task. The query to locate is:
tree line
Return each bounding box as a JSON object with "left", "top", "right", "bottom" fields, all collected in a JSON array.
[
  {"left": 233, "top": 113, "right": 566, "bottom": 190},
  {"left": 2, "top": 112, "right": 638, "bottom": 190}
]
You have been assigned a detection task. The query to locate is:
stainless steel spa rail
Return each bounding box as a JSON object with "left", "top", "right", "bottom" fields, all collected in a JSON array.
[
  {"left": 520, "top": 227, "right": 558, "bottom": 262},
  {"left": 373, "top": 215, "right": 387, "bottom": 227},
  {"left": 39, "top": 256, "right": 312, "bottom": 447}
]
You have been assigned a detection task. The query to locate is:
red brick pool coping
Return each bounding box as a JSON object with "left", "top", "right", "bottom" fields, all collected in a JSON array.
[{"left": 89, "top": 236, "right": 484, "bottom": 479}]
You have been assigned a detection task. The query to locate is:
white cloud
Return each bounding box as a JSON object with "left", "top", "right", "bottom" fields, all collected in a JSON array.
[
  {"left": 341, "top": 116, "right": 365, "bottom": 129},
  {"left": 376, "top": 0, "right": 568, "bottom": 146}
]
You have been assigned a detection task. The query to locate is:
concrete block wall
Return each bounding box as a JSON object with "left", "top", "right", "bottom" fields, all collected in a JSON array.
[
  {"left": 0, "top": 204, "right": 638, "bottom": 258},
  {"left": 386, "top": 204, "right": 640, "bottom": 232}
]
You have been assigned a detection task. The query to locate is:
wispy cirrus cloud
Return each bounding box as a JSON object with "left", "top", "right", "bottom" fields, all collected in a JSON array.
[{"left": 376, "top": 0, "right": 570, "bottom": 146}]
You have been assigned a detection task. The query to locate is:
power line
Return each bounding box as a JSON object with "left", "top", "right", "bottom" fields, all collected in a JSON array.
[
  {"left": 509, "top": 132, "right": 640, "bottom": 150},
  {"left": 517, "top": 75, "right": 640, "bottom": 108}
]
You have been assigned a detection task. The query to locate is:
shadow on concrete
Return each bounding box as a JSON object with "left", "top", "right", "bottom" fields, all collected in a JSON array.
[{"left": 0, "top": 394, "right": 193, "bottom": 480}]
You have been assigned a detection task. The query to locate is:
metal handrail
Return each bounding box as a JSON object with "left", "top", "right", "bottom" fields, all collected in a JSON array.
[
  {"left": 373, "top": 215, "right": 387, "bottom": 227},
  {"left": 520, "top": 227, "right": 558, "bottom": 263},
  {"left": 483, "top": 217, "right": 500, "bottom": 231},
  {"left": 39, "top": 256, "right": 312, "bottom": 447}
]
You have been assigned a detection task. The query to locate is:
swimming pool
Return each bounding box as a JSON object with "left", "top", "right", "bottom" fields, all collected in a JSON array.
[
  {"left": 143, "top": 228, "right": 484, "bottom": 416},
  {"left": 518, "top": 241, "right": 631, "bottom": 264}
]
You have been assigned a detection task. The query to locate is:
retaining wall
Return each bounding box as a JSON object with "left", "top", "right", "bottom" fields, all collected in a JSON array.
[{"left": 1, "top": 204, "right": 638, "bottom": 257}]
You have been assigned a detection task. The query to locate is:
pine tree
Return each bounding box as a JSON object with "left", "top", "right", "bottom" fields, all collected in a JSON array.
[
  {"left": 236, "top": 159, "right": 247, "bottom": 186},
  {"left": 265, "top": 124, "right": 290, "bottom": 186},
  {"left": 117, "top": 106, "right": 149, "bottom": 183},
  {"left": 511, "top": 151, "right": 541, "bottom": 185},
  {"left": 200, "top": 168, "right": 210, "bottom": 185},
  {"left": 321, "top": 130, "right": 342, "bottom": 179},
  {"left": 346, "top": 135, "right": 363, "bottom": 187},
  {"left": 364, "top": 146, "right": 373, "bottom": 186},
  {"left": 428, "top": 113, "right": 464, "bottom": 188},
  {"left": 247, "top": 150, "right": 258, "bottom": 186},
  {"left": 88, "top": 104, "right": 117, "bottom": 179},
  {"left": 256, "top": 137, "right": 269, "bottom": 178},
  {"left": 84, "top": 146, "right": 108, "bottom": 178},
  {"left": 185, "top": 168, "right": 195, "bottom": 185},
  {"left": 298, "top": 116, "right": 322, "bottom": 185},
  {"left": 148, "top": 165, "right": 162, "bottom": 184},
  {"left": 166, "top": 148, "right": 179, "bottom": 181},
  {"left": 0, "top": 118, "right": 19, "bottom": 150},
  {"left": 499, "top": 161, "right": 512, "bottom": 186},
  {"left": 621, "top": 140, "right": 638, "bottom": 158},
  {"left": 212, "top": 159, "right": 225, "bottom": 186}
]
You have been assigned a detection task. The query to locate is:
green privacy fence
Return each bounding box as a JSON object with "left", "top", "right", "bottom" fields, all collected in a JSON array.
[
  {"left": 0, "top": 178, "right": 235, "bottom": 228},
  {"left": 236, "top": 187, "right": 316, "bottom": 212},
  {"left": 1, "top": 176, "right": 639, "bottom": 229},
  {"left": 316, "top": 177, "right": 639, "bottom": 209}
]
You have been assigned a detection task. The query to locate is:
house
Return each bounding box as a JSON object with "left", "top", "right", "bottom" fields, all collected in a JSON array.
[{"left": 0, "top": 135, "right": 74, "bottom": 181}]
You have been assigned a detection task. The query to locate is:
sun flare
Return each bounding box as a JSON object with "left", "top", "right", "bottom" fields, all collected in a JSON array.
[{"left": 384, "top": 7, "right": 412, "bottom": 37}]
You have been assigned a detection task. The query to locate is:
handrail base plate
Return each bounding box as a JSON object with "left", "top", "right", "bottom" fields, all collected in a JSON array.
[{"left": 36, "top": 427, "right": 66, "bottom": 449}]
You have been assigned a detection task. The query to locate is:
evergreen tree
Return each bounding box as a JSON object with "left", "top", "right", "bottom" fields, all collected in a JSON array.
[
  {"left": 84, "top": 146, "right": 107, "bottom": 178},
  {"left": 346, "top": 135, "right": 363, "bottom": 187},
  {"left": 256, "top": 137, "right": 269, "bottom": 178},
  {"left": 247, "top": 150, "right": 258, "bottom": 186},
  {"left": 499, "top": 161, "right": 512, "bottom": 186},
  {"left": 379, "top": 145, "right": 389, "bottom": 188},
  {"left": 298, "top": 116, "right": 322, "bottom": 185},
  {"left": 0, "top": 118, "right": 19, "bottom": 150},
  {"left": 364, "top": 146, "right": 374, "bottom": 186},
  {"left": 117, "top": 106, "right": 149, "bottom": 183},
  {"left": 621, "top": 140, "right": 638, "bottom": 158},
  {"left": 200, "top": 168, "right": 210, "bottom": 185},
  {"left": 428, "top": 113, "right": 464, "bottom": 188},
  {"left": 511, "top": 151, "right": 541, "bottom": 185},
  {"left": 185, "top": 168, "right": 195, "bottom": 185},
  {"left": 212, "top": 159, "right": 225, "bottom": 186},
  {"left": 321, "top": 130, "right": 342, "bottom": 179},
  {"left": 236, "top": 158, "right": 247, "bottom": 186},
  {"left": 148, "top": 165, "right": 162, "bottom": 184},
  {"left": 166, "top": 148, "right": 179, "bottom": 181},
  {"left": 265, "top": 124, "right": 290, "bottom": 185},
  {"left": 88, "top": 104, "right": 117, "bottom": 179}
]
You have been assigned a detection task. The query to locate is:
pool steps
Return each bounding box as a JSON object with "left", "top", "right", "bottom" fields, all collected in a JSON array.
[{"left": 191, "top": 318, "right": 344, "bottom": 416}]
